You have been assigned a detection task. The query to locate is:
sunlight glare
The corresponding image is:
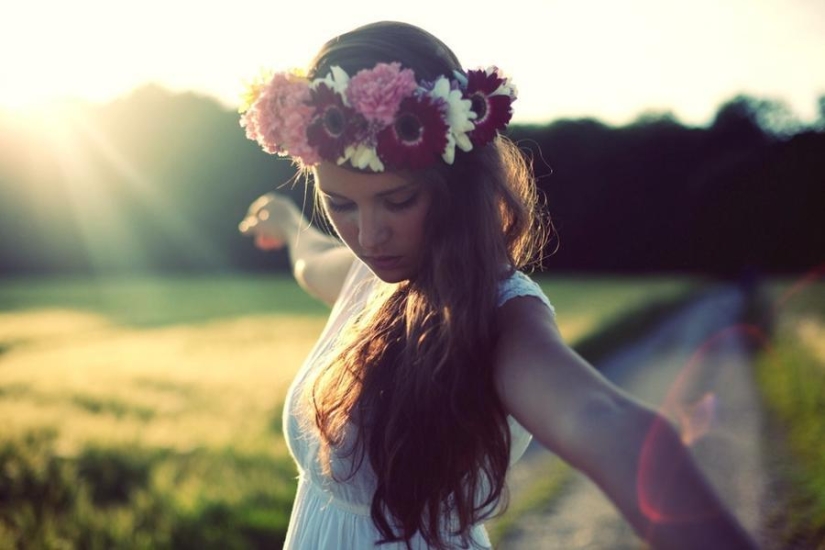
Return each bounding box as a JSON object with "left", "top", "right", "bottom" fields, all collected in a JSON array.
[{"left": 2, "top": 0, "right": 823, "bottom": 124}]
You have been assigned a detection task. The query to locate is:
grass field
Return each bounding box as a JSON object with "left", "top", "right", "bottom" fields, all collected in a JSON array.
[
  {"left": 0, "top": 272, "right": 694, "bottom": 548},
  {"left": 754, "top": 274, "right": 825, "bottom": 547}
]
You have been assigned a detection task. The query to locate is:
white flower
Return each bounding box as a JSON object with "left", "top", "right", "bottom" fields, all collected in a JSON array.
[
  {"left": 311, "top": 66, "right": 351, "bottom": 105},
  {"left": 442, "top": 134, "right": 457, "bottom": 164},
  {"left": 487, "top": 66, "right": 517, "bottom": 99},
  {"left": 428, "top": 76, "right": 476, "bottom": 164},
  {"left": 340, "top": 143, "right": 385, "bottom": 172}
]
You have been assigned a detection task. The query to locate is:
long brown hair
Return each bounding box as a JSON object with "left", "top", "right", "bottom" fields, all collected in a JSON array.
[{"left": 303, "top": 21, "right": 549, "bottom": 548}]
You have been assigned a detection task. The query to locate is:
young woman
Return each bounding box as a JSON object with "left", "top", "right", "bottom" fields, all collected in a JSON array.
[{"left": 238, "top": 21, "right": 756, "bottom": 550}]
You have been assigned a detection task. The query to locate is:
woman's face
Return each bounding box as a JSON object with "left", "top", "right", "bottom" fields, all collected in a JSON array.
[{"left": 314, "top": 161, "right": 433, "bottom": 283}]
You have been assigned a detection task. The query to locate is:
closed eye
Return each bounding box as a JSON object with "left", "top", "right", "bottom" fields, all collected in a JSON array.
[
  {"left": 324, "top": 199, "right": 356, "bottom": 213},
  {"left": 324, "top": 194, "right": 419, "bottom": 213},
  {"left": 385, "top": 193, "right": 419, "bottom": 212}
]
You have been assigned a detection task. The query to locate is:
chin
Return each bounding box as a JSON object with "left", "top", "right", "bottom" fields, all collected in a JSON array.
[
  {"left": 360, "top": 255, "right": 420, "bottom": 283},
  {"left": 365, "top": 262, "right": 418, "bottom": 284},
  {"left": 369, "top": 269, "right": 412, "bottom": 284}
]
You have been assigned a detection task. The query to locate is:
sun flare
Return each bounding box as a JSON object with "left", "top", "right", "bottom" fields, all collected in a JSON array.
[{"left": 2, "top": 0, "right": 823, "bottom": 126}]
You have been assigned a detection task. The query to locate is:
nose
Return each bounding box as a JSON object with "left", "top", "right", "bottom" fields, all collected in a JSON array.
[{"left": 357, "top": 208, "right": 390, "bottom": 251}]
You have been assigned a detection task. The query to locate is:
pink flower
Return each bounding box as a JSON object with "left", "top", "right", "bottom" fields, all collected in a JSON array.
[
  {"left": 240, "top": 73, "right": 320, "bottom": 165},
  {"left": 346, "top": 62, "right": 418, "bottom": 126}
]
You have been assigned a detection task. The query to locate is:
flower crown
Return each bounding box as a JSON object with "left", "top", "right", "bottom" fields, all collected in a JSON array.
[{"left": 239, "top": 62, "right": 517, "bottom": 172}]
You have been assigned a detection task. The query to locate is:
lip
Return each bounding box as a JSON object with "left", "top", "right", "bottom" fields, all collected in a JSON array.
[{"left": 364, "top": 255, "right": 403, "bottom": 270}]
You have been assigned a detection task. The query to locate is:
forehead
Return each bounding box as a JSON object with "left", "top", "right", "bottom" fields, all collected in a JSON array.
[{"left": 314, "top": 162, "right": 416, "bottom": 197}]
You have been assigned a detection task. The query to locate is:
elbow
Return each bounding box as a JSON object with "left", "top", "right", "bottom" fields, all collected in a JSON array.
[
  {"left": 565, "top": 392, "right": 674, "bottom": 478},
  {"left": 293, "top": 259, "right": 314, "bottom": 296},
  {"left": 293, "top": 258, "right": 310, "bottom": 290},
  {"left": 294, "top": 258, "right": 337, "bottom": 306}
]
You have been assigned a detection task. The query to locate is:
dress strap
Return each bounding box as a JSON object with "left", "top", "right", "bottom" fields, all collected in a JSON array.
[{"left": 496, "top": 271, "right": 555, "bottom": 315}]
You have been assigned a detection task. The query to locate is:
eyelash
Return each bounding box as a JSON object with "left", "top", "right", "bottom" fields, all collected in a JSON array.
[
  {"left": 386, "top": 194, "right": 419, "bottom": 211},
  {"left": 325, "top": 194, "right": 419, "bottom": 213},
  {"left": 325, "top": 201, "right": 354, "bottom": 213}
]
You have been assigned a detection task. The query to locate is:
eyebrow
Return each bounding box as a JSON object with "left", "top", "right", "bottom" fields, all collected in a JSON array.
[{"left": 320, "top": 182, "right": 418, "bottom": 200}]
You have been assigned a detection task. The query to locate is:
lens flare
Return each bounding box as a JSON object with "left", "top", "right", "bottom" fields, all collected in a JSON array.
[{"left": 634, "top": 264, "right": 825, "bottom": 532}]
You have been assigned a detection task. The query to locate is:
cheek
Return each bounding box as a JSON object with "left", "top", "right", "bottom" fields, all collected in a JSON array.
[
  {"left": 327, "top": 213, "right": 359, "bottom": 246},
  {"left": 406, "top": 213, "right": 428, "bottom": 241},
  {"left": 409, "top": 197, "right": 433, "bottom": 240}
]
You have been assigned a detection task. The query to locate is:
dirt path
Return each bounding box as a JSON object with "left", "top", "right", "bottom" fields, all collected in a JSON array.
[{"left": 497, "top": 286, "right": 768, "bottom": 549}]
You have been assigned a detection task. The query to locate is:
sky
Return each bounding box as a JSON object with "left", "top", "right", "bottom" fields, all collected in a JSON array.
[{"left": 3, "top": 0, "right": 824, "bottom": 126}]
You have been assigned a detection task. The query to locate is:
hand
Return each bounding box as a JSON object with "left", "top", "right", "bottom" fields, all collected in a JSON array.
[{"left": 238, "top": 193, "right": 300, "bottom": 251}]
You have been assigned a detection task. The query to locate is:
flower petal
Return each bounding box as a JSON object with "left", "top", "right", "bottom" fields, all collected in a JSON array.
[
  {"left": 347, "top": 62, "right": 418, "bottom": 126},
  {"left": 429, "top": 77, "right": 475, "bottom": 158},
  {"left": 377, "top": 95, "right": 448, "bottom": 170}
]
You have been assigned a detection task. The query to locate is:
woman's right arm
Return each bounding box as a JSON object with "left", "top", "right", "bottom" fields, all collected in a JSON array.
[
  {"left": 493, "top": 296, "right": 758, "bottom": 549},
  {"left": 239, "top": 193, "right": 354, "bottom": 307}
]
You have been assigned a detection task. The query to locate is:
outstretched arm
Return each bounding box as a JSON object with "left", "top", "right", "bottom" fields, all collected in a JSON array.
[
  {"left": 493, "top": 296, "right": 757, "bottom": 550},
  {"left": 239, "top": 193, "right": 354, "bottom": 306}
]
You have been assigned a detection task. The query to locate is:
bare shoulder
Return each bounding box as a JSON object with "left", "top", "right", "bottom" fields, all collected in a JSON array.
[
  {"left": 495, "top": 293, "right": 559, "bottom": 338},
  {"left": 493, "top": 294, "right": 566, "bottom": 376}
]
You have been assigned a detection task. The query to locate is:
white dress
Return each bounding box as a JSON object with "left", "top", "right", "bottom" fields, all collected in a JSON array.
[{"left": 282, "top": 260, "right": 555, "bottom": 549}]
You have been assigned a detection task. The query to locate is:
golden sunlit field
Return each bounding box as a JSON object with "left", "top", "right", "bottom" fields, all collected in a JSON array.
[{"left": 0, "top": 273, "right": 694, "bottom": 548}]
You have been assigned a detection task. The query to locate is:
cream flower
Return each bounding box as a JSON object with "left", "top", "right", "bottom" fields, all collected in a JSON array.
[
  {"left": 487, "top": 66, "right": 518, "bottom": 98},
  {"left": 311, "top": 66, "right": 351, "bottom": 103},
  {"left": 428, "top": 76, "right": 476, "bottom": 164},
  {"left": 238, "top": 68, "right": 274, "bottom": 114},
  {"left": 340, "top": 143, "right": 385, "bottom": 172}
]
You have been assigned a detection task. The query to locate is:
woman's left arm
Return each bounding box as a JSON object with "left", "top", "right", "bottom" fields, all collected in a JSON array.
[{"left": 493, "top": 296, "right": 758, "bottom": 550}]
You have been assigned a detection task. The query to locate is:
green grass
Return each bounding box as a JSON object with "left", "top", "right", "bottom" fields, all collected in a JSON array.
[
  {"left": 0, "top": 274, "right": 329, "bottom": 328},
  {"left": 0, "top": 275, "right": 325, "bottom": 549},
  {"left": 0, "top": 429, "right": 295, "bottom": 549},
  {"left": 754, "top": 278, "right": 825, "bottom": 547},
  {"left": 0, "top": 272, "right": 696, "bottom": 548}
]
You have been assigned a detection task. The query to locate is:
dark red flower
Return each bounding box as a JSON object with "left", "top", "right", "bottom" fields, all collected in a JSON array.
[
  {"left": 376, "top": 95, "right": 449, "bottom": 170},
  {"left": 464, "top": 69, "right": 514, "bottom": 146},
  {"left": 306, "top": 83, "right": 362, "bottom": 161}
]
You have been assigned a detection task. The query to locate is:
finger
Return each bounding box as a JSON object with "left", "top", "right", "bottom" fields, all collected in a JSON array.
[
  {"left": 238, "top": 216, "right": 258, "bottom": 235},
  {"left": 248, "top": 193, "right": 276, "bottom": 215}
]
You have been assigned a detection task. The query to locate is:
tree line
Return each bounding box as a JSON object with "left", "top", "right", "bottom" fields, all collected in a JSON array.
[{"left": 0, "top": 85, "right": 822, "bottom": 277}]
